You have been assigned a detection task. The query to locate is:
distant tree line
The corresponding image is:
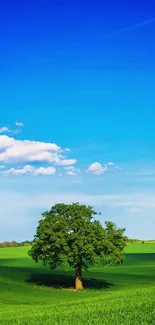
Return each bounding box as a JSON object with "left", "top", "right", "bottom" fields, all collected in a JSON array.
[
  {"left": 0, "top": 240, "right": 32, "bottom": 248},
  {"left": 0, "top": 238, "right": 151, "bottom": 248},
  {"left": 127, "top": 238, "right": 146, "bottom": 244},
  {"left": 127, "top": 238, "right": 141, "bottom": 243}
]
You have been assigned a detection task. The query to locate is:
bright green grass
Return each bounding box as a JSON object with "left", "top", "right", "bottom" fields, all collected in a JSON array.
[
  {"left": 0, "top": 244, "right": 155, "bottom": 324},
  {"left": 125, "top": 243, "right": 155, "bottom": 254}
]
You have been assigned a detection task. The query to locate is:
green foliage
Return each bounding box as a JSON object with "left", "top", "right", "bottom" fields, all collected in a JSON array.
[{"left": 29, "top": 203, "right": 127, "bottom": 273}]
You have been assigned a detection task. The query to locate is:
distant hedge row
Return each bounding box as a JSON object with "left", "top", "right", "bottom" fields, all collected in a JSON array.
[
  {"left": 126, "top": 238, "right": 150, "bottom": 243},
  {"left": 126, "top": 238, "right": 143, "bottom": 243},
  {"left": 0, "top": 241, "right": 32, "bottom": 248}
]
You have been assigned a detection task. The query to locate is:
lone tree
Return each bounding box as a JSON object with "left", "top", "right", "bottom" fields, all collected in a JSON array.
[{"left": 29, "top": 203, "right": 127, "bottom": 290}]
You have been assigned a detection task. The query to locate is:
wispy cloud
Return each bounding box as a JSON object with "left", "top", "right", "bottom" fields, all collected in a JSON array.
[
  {"left": 0, "top": 127, "right": 12, "bottom": 134},
  {"left": 56, "top": 159, "right": 77, "bottom": 166},
  {"left": 0, "top": 121, "right": 24, "bottom": 135},
  {"left": 64, "top": 166, "right": 81, "bottom": 176},
  {"left": 33, "top": 192, "right": 155, "bottom": 209},
  {"left": 6, "top": 165, "right": 33, "bottom": 176},
  {"left": 124, "top": 207, "right": 141, "bottom": 213},
  {"left": 15, "top": 121, "right": 24, "bottom": 127},
  {"left": 0, "top": 191, "right": 154, "bottom": 211},
  {"left": 115, "top": 166, "right": 123, "bottom": 170},
  {"left": 109, "top": 17, "right": 155, "bottom": 36},
  {"left": 5, "top": 165, "right": 56, "bottom": 176}
]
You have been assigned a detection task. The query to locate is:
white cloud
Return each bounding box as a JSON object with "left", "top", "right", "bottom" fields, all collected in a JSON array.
[
  {"left": 57, "top": 159, "right": 77, "bottom": 166},
  {"left": 35, "top": 166, "right": 56, "bottom": 176},
  {"left": 6, "top": 165, "right": 56, "bottom": 176},
  {"left": 0, "top": 135, "right": 76, "bottom": 166},
  {"left": 88, "top": 162, "right": 107, "bottom": 175},
  {"left": 88, "top": 161, "right": 122, "bottom": 175},
  {"left": 15, "top": 122, "right": 24, "bottom": 127},
  {"left": 64, "top": 166, "right": 81, "bottom": 176}
]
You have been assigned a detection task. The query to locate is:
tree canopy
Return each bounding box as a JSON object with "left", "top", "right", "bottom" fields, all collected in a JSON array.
[{"left": 29, "top": 203, "right": 127, "bottom": 290}]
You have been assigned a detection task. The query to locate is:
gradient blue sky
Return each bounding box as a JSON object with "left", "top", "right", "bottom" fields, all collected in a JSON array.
[{"left": 0, "top": 0, "right": 155, "bottom": 241}]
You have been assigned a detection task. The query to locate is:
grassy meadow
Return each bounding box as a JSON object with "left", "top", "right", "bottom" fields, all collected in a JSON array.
[{"left": 1, "top": 243, "right": 155, "bottom": 324}]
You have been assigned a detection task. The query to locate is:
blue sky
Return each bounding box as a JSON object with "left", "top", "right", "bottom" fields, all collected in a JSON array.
[{"left": 0, "top": 0, "right": 155, "bottom": 241}]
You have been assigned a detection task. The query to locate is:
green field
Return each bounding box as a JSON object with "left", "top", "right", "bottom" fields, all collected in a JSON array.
[{"left": 1, "top": 244, "right": 155, "bottom": 324}]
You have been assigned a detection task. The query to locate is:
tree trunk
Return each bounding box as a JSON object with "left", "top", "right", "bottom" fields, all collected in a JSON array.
[{"left": 75, "top": 263, "right": 83, "bottom": 290}]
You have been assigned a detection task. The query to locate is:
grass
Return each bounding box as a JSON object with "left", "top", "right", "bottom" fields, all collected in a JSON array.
[{"left": 1, "top": 243, "right": 155, "bottom": 324}]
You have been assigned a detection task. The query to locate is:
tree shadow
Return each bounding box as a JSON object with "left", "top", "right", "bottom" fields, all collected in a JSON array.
[
  {"left": 0, "top": 263, "right": 113, "bottom": 290},
  {"left": 27, "top": 272, "right": 113, "bottom": 290}
]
